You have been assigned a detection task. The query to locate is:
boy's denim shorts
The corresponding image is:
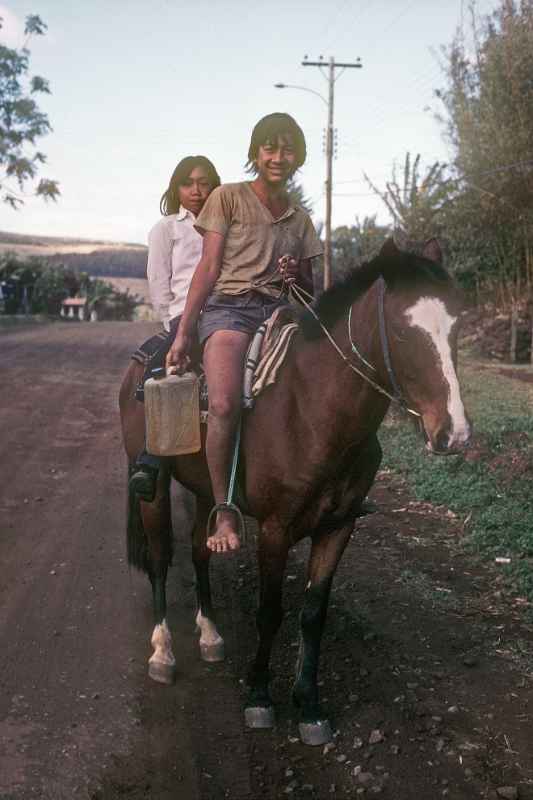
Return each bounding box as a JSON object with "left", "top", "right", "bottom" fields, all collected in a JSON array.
[{"left": 198, "top": 291, "right": 289, "bottom": 345}]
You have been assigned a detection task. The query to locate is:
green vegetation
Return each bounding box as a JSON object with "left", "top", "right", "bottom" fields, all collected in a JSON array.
[
  {"left": 0, "top": 14, "right": 59, "bottom": 208},
  {"left": 365, "top": 153, "right": 453, "bottom": 241},
  {"left": 344, "top": 1, "right": 533, "bottom": 324},
  {"left": 0, "top": 252, "right": 141, "bottom": 320},
  {"left": 379, "top": 360, "right": 533, "bottom": 598}
]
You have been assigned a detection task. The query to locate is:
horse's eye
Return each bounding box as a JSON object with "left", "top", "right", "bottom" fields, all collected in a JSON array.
[{"left": 393, "top": 329, "right": 408, "bottom": 342}]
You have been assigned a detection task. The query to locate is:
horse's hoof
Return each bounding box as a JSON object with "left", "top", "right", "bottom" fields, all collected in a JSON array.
[
  {"left": 298, "top": 719, "right": 333, "bottom": 746},
  {"left": 200, "top": 640, "right": 225, "bottom": 663},
  {"left": 148, "top": 661, "right": 176, "bottom": 685},
  {"left": 244, "top": 705, "right": 275, "bottom": 729}
]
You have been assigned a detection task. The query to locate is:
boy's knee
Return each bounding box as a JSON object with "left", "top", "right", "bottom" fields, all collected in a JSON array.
[{"left": 208, "top": 395, "right": 239, "bottom": 420}]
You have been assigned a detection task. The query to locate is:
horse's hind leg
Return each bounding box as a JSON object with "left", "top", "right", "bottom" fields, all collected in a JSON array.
[
  {"left": 141, "top": 468, "right": 176, "bottom": 685},
  {"left": 245, "top": 525, "right": 289, "bottom": 729},
  {"left": 292, "top": 524, "right": 352, "bottom": 745},
  {"left": 192, "top": 501, "right": 225, "bottom": 662}
]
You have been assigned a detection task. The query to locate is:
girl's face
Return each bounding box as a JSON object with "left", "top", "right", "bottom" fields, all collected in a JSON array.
[
  {"left": 254, "top": 133, "right": 297, "bottom": 186},
  {"left": 178, "top": 166, "right": 213, "bottom": 216}
]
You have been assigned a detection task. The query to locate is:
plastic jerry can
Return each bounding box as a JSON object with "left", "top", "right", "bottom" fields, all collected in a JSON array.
[{"left": 144, "top": 368, "right": 201, "bottom": 456}]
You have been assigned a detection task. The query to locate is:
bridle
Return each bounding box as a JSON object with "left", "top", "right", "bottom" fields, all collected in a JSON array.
[
  {"left": 375, "top": 277, "right": 418, "bottom": 415},
  {"left": 289, "top": 279, "right": 421, "bottom": 419}
]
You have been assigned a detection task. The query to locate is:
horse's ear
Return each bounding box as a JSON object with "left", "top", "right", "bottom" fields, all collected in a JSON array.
[
  {"left": 379, "top": 237, "right": 401, "bottom": 259},
  {"left": 377, "top": 237, "right": 404, "bottom": 286},
  {"left": 422, "top": 238, "right": 442, "bottom": 263}
]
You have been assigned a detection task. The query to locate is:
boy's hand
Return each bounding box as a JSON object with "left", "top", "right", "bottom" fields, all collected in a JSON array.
[
  {"left": 278, "top": 254, "right": 299, "bottom": 285},
  {"left": 166, "top": 332, "right": 192, "bottom": 373}
]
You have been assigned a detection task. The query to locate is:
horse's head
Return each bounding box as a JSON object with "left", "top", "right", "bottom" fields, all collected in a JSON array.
[{"left": 378, "top": 238, "right": 472, "bottom": 455}]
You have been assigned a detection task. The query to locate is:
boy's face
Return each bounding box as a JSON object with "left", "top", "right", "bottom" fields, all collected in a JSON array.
[{"left": 254, "top": 133, "right": 297, "bottom": 186}]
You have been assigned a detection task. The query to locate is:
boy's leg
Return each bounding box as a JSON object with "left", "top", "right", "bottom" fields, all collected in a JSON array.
[{"left": 202, "top": 330, "right": 251, "bottom": 553}]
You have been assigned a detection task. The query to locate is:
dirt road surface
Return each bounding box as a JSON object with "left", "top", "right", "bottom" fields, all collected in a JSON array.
[{"left": 1, "top": 322, "right": 533, "bottom": 800}]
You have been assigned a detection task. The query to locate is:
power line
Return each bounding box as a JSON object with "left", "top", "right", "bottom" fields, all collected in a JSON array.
[
  {"left": 321, "top": 0, "right": 376, "bottom": 55},
  {"left": 336, "top": 156, "right": 533, "bottom": 191},
  {"left": 379, "top": 0, "right": 421, "bottom": 35},
  {"left": 318, "top": 0, "right": 352, "bottom": 51}
]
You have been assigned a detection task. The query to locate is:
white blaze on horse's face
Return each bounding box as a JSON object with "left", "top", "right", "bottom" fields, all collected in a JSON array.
[{"left": 405, "top": 296, "right": 471, "bottom": 452}]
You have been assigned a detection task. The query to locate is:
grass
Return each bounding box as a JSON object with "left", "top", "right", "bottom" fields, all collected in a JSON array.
[
  {"left": 397, "top": 568, "right": 462, "bottom": 611},
  {"left": 378, "top": 357, "right": 533, "bottom": 599}
]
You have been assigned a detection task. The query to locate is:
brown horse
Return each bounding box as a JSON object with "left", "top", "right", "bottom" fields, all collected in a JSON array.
[{"left": 119, "top": 238, "right": 471, "bottom": 745}]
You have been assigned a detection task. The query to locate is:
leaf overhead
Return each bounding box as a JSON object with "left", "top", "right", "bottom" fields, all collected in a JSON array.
[{"left": 0, "top": 14, "right": 59, "bottom": 208}]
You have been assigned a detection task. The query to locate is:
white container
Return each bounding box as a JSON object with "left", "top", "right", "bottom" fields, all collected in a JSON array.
[{"left": 144, "top": 371, "right": 201, "bottom": 456}]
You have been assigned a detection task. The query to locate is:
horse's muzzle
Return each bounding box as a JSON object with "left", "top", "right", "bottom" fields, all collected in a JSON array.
[{"left": 424, "top": 421, "right": 473, "bottom": 456}]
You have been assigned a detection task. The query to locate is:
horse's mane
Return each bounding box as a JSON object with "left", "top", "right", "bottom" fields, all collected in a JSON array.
[{"left": 299, "top": 245, "right": 451, "bottom": 340}]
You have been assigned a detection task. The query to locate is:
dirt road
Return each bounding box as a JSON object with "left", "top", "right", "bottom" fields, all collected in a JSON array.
[{"left": 1, "top": 322, "right": 532, "bottom": 800}]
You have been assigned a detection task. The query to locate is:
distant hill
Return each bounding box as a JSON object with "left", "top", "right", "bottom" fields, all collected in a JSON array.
[{"left": 0, "top": 230, "right": 148, "bottom": 278}]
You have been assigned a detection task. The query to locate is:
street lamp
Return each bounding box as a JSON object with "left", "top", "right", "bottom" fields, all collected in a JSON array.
[{"left": 274, "top": 83, "right": 328, "bottom": 107}]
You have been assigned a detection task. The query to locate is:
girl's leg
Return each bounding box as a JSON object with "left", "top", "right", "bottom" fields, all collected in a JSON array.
[{"left": 203, "top": 329, "right": 251, "bottom": 553}]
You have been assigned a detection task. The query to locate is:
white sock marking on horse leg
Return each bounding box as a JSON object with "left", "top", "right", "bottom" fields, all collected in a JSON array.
[
  {"left": 195, "top": 609, "right": 224, "bottom": 649},
  {"left": 405, "top": 297, "right": 470, "bottom": 444},
  {"left": 149, "top": 619, "right": 175, "bottom": 667}
]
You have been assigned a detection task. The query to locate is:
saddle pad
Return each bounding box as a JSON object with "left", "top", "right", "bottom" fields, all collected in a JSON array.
[
  {"left": 243, "top": 306, "right": 299, "bottom": 405},
  {"left": 251, "top": 322, "right": 298, "bottom": 397}
]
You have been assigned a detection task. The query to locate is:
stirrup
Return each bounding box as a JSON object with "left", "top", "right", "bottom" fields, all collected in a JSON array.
[{"left": 206, "top": 501, "right": 247, "bottom": 546}]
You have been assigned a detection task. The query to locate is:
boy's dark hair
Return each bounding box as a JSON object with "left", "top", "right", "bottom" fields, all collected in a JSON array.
[
  {"left": 160, "top": 155, "right": 221, "bottom": 215},
  {"left": 246, "top": 113, "right": 307, "bottom": 174}
]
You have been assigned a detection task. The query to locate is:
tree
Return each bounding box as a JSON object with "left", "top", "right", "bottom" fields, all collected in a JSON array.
[
  {"left": 436, "top": 0, "right": 533, "bottom": 303},
  {"left": 287, "top": 179, "right": 313, "bottom": 214},
  {"left": 365, "top": 152, "right": 454, "bottom": 240},
  {"left": 332, "top": 216, "right": 391, "bottom": 280},
  {"left": 0, "top": 14, "right": 59, "bottom": 208},
  {"left": 0, "top": 254, "right": 141, "bottom": 320}
]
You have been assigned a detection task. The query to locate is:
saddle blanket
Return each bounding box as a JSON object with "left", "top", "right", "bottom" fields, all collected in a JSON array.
[{"left": 245, "top": 306, "right": 298, "bottom": 404}]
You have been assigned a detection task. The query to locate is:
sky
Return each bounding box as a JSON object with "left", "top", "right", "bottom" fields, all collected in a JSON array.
[{"left": 1, "top": 0, "right": 499, "bottom": 245}]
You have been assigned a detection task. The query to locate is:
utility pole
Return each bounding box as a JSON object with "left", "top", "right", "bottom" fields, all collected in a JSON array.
[{"left": 302, "top": 56, "right": 362, "bottom": 289}]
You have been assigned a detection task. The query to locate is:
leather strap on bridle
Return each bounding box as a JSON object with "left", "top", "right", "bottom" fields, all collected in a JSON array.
[{"left": 377, "top": 276, "right": 408, "bottom": 409}]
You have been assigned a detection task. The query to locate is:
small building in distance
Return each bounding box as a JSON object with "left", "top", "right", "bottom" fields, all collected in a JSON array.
[{"left": 60, "top": 297, "right": 89, "bottom": 321}]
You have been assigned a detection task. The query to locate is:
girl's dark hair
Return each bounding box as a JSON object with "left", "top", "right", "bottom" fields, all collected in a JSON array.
[
  {"left": 246, "top": 113, "right": 306, "bottom": 174},
  {"left": 160, "top": 155, "right": 221, "bottom": 215}
]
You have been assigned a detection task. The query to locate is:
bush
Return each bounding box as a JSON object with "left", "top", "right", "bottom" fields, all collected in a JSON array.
[{"left": 0, "top": 253, "right": 141, "bottom": 320}]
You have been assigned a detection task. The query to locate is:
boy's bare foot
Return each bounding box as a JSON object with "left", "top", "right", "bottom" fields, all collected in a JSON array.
[{"left": 207, "top": 513, "right": 241, "bottom": 553}]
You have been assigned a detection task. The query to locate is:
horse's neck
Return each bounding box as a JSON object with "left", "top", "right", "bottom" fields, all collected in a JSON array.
[
  {"left": 291, "top": 283, "right": 390, "bottom": 445},
  {"left": 346, "top": 283, "right": 383, "bottom": 372}
]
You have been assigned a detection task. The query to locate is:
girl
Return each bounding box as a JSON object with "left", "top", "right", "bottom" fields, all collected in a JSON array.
[{"left": 129, "top": 155, "right": 220, "bottom": 501}]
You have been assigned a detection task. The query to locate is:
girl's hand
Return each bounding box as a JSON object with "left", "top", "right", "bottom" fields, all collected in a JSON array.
[
  {"left": 166, "top": 332, "right": 192, "bottom": 373},
  {"left": 278, "top": 254, "right": 299, "bottom": 285}
]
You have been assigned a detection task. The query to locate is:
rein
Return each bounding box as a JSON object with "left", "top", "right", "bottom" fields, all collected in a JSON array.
[{"left": 289, "top": 280, "right": 421, "bottom": 419}]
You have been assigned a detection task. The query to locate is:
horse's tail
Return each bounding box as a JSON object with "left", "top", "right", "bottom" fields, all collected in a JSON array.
[{"left": 126, "top": 468, "right": 149, "bottom": 573}]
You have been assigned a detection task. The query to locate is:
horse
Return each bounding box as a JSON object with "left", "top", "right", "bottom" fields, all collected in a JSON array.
[{"left": 119, "top": 237, "right": 471, "bottom": 745}]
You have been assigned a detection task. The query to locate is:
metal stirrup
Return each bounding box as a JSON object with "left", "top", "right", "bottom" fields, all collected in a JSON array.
[{"left": 206, "top": 414, "right": 247, "bottom": 545}]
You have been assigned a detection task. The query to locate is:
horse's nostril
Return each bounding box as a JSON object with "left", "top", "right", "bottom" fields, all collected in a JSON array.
[{"left": 434, "top": 430, "right": 450, "bottom": 452}]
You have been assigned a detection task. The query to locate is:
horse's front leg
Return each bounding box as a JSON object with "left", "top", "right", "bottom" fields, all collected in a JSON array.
[
  {"left": 293, "top": 524, "right": 352, "bottom": 745},
  {"left": 141, "top": 468, "right": 176, "bottom": 685},
  {"left": 245, "top": 524, "right": 289, "bottom": 729},
  {"left": 192, "top": 500, "right": 225, "bottom": 662}
]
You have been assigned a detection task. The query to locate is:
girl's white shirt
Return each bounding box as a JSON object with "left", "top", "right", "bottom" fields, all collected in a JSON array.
[{"left": 146, "top": 207, "right": 202, "bottom": 331}]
